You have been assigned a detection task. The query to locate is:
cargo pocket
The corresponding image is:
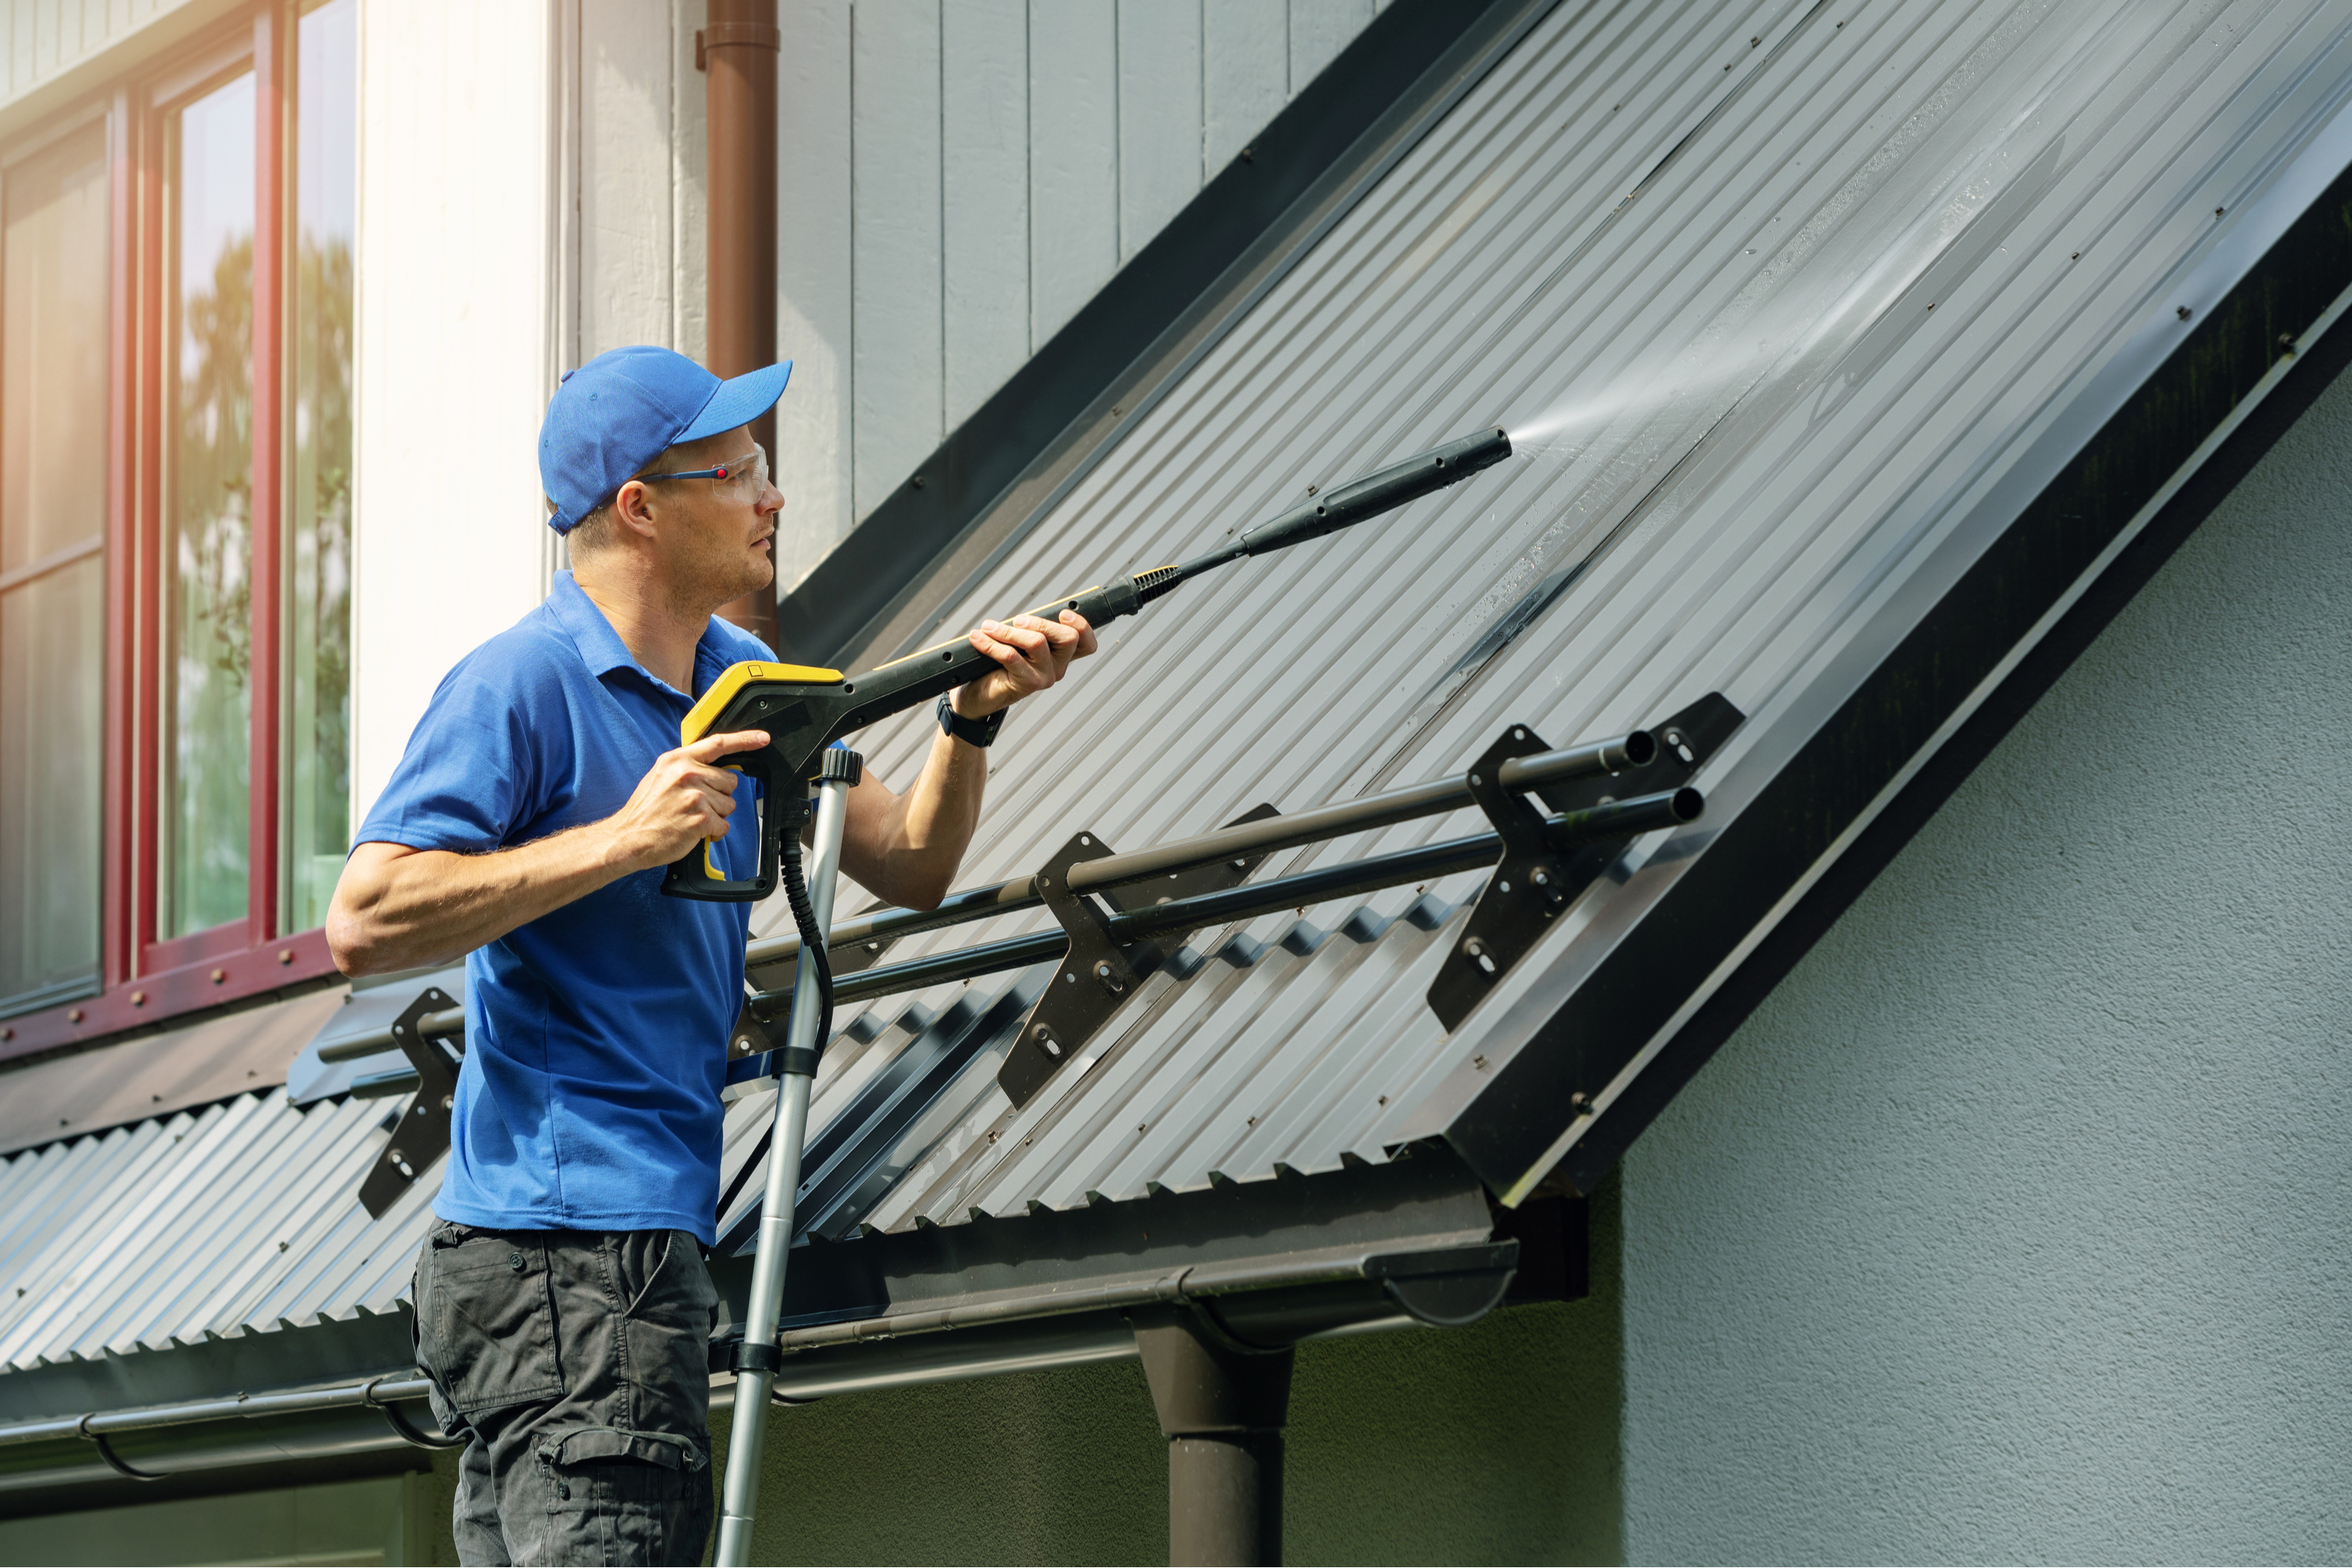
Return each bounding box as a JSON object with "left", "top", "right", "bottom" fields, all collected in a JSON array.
[
  {"left": 416, "top": 1224, "right": 566, "bottom": 1415},
  {"left": 536, "top": 1427, "right": 706, "bottom": 1555},
  {"left": 619, "top": 1230, "right": 721, "bottom": 1439}
]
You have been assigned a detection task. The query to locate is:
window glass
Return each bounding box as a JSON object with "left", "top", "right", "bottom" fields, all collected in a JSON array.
[
  {"left": 0, "top": 122, "right": 109, "bottom": 1008},
  {"left": 164, "top": 72, "right": 256, "bottom": 938},
  {"left": 290, "top": 0, "right": 355, "bottom": 931}
]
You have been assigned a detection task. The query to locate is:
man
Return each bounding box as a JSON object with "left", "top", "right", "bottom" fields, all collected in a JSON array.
[{"left": 327, "top": 346, "right": 1093, "bottom": 1565}]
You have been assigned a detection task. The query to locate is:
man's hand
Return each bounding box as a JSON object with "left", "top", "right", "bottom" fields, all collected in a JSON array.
[
  {"left": 327, "top": 728, "right": 772, "bottom": 977},
  {"left": 953, "top": 610, "right": 1097, "bottom": 718},
  {"left": 599, "top": 728, "right": 771, "bottom": 871}
]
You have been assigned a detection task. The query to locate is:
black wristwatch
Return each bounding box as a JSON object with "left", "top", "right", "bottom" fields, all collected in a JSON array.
[{"left": 937, "top": 693, "right": 1006, "bottom": 749}]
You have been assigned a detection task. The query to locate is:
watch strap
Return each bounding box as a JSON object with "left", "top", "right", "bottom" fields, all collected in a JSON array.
[{"left": 937, "top": 693, "right": 1006, "bottom": 749}]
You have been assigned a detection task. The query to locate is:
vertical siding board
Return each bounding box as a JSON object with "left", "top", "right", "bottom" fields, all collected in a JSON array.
[
  {"left": 848, "top": 0, "right": 943, "bottom": 524},
  {"left": 578, "top": 0, "right": 673, "bottom": 358},
  {"left": 942, "top": 0, "right": 1028, "bottom": 429},
  {"left": 1116, "top": 0, "right": 1202, "bottom": 263},
  {"left": 1027, "top": 0, "right": 1116, "bottom": 346},
  {"left": 1288, "top": 0, "right": 1373, "bottom": 91},
  {"left": 774, "top": 0, "right": 854, "bottom": 586},
  {"left": 1202, "top": 0, "right": 1287, "bottom": 173},
  {"left": 669, "top": 0, "right": 706, "bottom": 364},
  {"left": 34, "top": 0, "right": 57, "bottom": 83}
]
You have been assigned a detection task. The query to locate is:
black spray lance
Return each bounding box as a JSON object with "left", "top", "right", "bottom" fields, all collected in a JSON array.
[{"left": 662, "top": 424, "right": 1515, "bottom": 904}]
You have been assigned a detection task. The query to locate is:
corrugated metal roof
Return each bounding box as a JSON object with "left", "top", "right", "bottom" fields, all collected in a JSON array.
[
  {"left": 7, "top": 0, "right": 2352, "bottom": 1374},
  {"left": 735, "top": 0, "right": 2352, "bottom": 1229},
  {"left": 0, "top": 1093, "right": 431, "bottom": 1374}
]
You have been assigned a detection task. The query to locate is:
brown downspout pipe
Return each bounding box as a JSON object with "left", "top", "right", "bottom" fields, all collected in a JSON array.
[
  {"left": 702, "top": 0, "right": 782, "bottom": 652},
  {"left": 1136, "top": 1312, "right": 1295, "bottom": 1566}
]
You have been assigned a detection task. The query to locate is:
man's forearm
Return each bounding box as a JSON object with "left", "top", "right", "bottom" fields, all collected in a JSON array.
[
  {"left": 331, "top": 727, "right": 768, "bottom": 977},
  {"left": 840, "top": 731, "right": 989, "bottom": 909},
  {"left": 329, "top": 826, "right": 633, "bottom": 976}
]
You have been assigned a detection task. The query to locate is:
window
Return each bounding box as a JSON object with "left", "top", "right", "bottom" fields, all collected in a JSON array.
[
  {"left": 0, "top": 121, "right": 110, "bottom": 1011},
  {"left": 163, "top": 68, "right": 259, "bottom": 940},
  {"left": 0, "top": 0, "right": 355, "bottom": 1035},
  {"left": 289, "top": 0, "right": 355, "bottom": 935}
]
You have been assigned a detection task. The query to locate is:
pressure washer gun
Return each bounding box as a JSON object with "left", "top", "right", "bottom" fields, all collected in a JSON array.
[
  {"left": 697, "top": 425, "right": 1513, "bottom": 1566},
  {"left": 662, "top": 424, "right": 1515, "bottom": 907}
]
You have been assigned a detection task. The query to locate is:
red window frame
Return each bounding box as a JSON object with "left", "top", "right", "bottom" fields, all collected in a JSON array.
[{"left": 2, "top": 2, "right": 339, "bottom": 1062}]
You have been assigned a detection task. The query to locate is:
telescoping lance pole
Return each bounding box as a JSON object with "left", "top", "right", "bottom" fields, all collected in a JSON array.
[{"left": 713, "top": 746, "right": 860, "bottom": 1567}]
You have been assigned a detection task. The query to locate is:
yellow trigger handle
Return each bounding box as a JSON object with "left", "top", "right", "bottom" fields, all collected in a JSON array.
[
  {"left": 679, "top": 660, "right": 843, "bottom": 745},
  {"left": 673, "top": 659, "right": 843, "bottom": 897}
]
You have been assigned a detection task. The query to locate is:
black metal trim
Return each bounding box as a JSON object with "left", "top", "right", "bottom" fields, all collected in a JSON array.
[
  {"left": 773, "top": 0, "right": 1556, "bottom": 669},
  {"left": 710, "top": 1142, "right": 1497, "bottom": 1330},
  {"left": 1446, "top": 143, "right": 2352, "bottom": 1200}
]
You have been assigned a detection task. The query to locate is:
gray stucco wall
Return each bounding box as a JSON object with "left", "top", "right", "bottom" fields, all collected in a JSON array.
[{"left": 1619, "top": 355, "right": 2352, "bottom": 1561}]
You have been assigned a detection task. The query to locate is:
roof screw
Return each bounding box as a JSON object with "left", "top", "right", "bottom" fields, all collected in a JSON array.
[
  {"left": 1570, "top": 1091, "right": 1595, "bottom": 1116},
  {"left": 278, "top": 949, "right": 294, "bottom": 964},
  {"left": 2177, "top": 306, "right": 2194, "bottom": 321},
  {"left": 67, "top": 1009, "right": 84, "bottom": 1024},
  {"left": 130, "top": 992, "right": 146, "bottom": 1006},
  {"left": 210, "top": 969, "right": 227, "bottom": 984}
]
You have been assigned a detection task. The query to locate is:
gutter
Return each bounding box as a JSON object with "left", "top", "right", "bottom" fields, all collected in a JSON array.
[{"left": 0, "top": 1239, "right": 1508, "bottom": 1490}]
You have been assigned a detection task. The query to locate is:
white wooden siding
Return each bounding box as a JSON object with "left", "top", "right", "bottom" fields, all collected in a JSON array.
[
  {"left": 771, "top": 0, "right": 1388, "bottom": 591},
  {"left": 0, "top": 0, "right": 201, "bottom": 114},
  {"left": 350, "top": 0, "right": 557, "bottom": 820}
]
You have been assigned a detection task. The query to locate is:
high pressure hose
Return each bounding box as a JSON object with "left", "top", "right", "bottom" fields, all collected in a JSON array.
[{"left": 777, "top": 827, "right": 835, "bottom": 1069}]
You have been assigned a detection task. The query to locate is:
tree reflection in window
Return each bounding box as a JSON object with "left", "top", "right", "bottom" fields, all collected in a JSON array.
[
  {"left": 290, "top": 0, "right": 354, "bottom": 932},
  {"left": 165, "top": 73, "right": 254, "bottom": 938}
]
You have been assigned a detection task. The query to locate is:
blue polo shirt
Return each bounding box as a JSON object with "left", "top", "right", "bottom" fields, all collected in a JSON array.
[{"left": 354, "top": 572, "right": 769, "bottom": 1243}]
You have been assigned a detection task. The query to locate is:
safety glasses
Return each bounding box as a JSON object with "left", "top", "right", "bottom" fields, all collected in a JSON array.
[{"left": 640, "top": 443, "right": 769, "bottom": 499}]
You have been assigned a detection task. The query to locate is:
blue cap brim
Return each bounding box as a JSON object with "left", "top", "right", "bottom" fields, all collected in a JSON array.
[{"left": 678, "top": 361, "right": 793, "bottom": 443}]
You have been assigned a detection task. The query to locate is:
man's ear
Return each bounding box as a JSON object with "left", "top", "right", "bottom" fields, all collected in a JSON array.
[{"left": 609, "top": 477, "right": 661, "bottom": 540}]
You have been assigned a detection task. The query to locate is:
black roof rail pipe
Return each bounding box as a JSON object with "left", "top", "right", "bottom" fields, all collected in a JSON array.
[
  {"left": 744, "top": 728, "right": 1656, "bottom": 977},
  {"left": 753, "top": 788, "right": 1703, "bottom": 1019}
]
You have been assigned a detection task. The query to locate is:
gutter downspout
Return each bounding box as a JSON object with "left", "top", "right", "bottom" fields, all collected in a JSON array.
[
  {"left": 702, "top": 0, "right": 782, "bottom": 652},
  {"left": 1136, "top": 1313, "right": 1293, "bottom": 1567}
]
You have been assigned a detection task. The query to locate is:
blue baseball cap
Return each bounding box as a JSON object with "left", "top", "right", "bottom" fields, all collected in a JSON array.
[{"left": 539, "top": 345, "right": 792, "bottom": 534}]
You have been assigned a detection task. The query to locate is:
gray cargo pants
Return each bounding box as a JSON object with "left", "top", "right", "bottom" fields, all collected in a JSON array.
[{"left": 412, "top": 1221, "right": 719, "bottom": 1566}]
